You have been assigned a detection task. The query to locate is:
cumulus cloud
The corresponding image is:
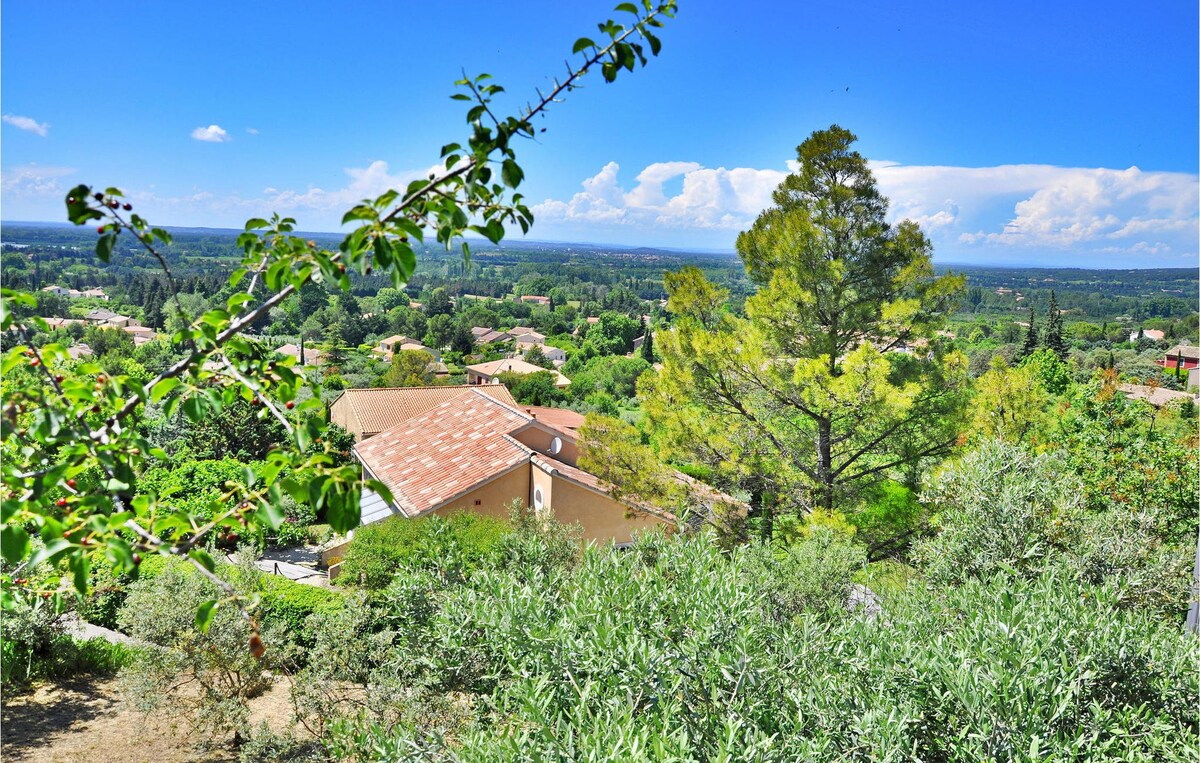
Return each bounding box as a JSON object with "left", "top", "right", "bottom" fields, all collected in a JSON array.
[
  {"left": 1, "top": 164, "right": 75, "bottom": 197},
  {"left": 534, "top": 159, "right": 1198, "bottom": 262},
  {"left": 265, "top": 160, "right": 439, "bottom": 211},
  {"left": 2, "top": 114, "right": 49, "bottom": 136},
  {"left": 190, "top": 124, "right": 231, "bottom": 143}
]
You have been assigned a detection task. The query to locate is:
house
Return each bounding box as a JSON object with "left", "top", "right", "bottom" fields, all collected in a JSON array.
[
  {"left": 84, "top": 308, "right": 121, "bottom": 323},
  {"left": 1117, "top": 384, "right": 1199, "bottom": 409},
  {"left": 42, "top": 317, "right": 84, "bottom": 330},
  {"left": 330, "top": 384, "right": 519, "bottom": 441},
  {"left": 350, "top": 388, "right": 672, "bottom": 549},
  {"left": 509, "top": 327, "right": 547, "bottom": 344},
  {"left": 376, "top": 334, "right": 421, "bottom": 357},
  {"left": 41, "top": 285, "right": 73, "bottom": 296},
  {"left": 275, "top": 343, "right": 326, "bottom": 367},
  {"left": 81, "top": 288, "right": 109, "bottom": 301},
  {"left": 1159, "top": 345, "right": 1200, "bottom": 371},
  {"left": 123, "top": 325, "right": 157, "bottom": 339},
  {"left": 515, "top": 341, "right": 566, "bottom": 365},
  {"left": 472, "top": 327, "right": 514, "bottom": 345},
  {"left": 523, "top": 406, "right": 586, "bottom": 433},
  {"left": 519, "top": 295, "right": 551, "bottom": 307},
  {"left": 67, "top": 343, "right": 93, "bottom": 359},
  {"left": 466, "top": 358, "right": 571, "bottom": 388},
  {"left": 1129, "top": 329, "right": 1166, "bottom": 343}
]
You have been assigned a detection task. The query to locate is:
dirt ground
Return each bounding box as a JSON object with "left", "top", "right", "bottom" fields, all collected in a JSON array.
[{"left": 1, "top": 676, "right": 300, "bottom": 763}]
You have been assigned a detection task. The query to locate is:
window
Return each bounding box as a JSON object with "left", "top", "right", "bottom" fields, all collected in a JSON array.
[{"left": 533, "top": 486, "right": 544, "bottom": 509}]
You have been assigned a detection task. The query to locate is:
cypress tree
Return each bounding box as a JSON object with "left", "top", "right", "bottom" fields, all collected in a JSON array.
[
  {"left": 640, "top": 322, "right": 655, "bottom": 363},
  {"left": 1020, "top": 307, "right": 1039, "bottom": 359},
  {"left": 1044, "top": 291, "right": 1067, "bottom": 359}
]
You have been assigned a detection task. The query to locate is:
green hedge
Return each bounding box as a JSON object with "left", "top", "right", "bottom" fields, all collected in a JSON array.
[
  {"left": 258, "top": 575, "right": 345, "bottom": 649},
  {"left": 338, "top": 511, "right": 512, "bottom": 589}
]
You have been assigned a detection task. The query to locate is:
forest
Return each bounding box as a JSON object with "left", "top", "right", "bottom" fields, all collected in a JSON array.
[{"left": 2, "top": 4, "right": 1198, "bottom": 761}]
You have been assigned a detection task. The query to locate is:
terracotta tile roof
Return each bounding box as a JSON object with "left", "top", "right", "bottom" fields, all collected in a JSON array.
[
  {"left": 523, "top": 406, "right": 586, "bottom": 432},
  {"left": 1164, "top": 345, "right": 1200, "bottom": 360},
  {"left": 1117, "top": 384, "right": 1198, "bottom": 408},
  {"left": 356, "top": 391, "right": 533, "bottom": 517},
  {"left": 334, "top": 384, "right": 517, "bottom": 437},
  {"left": 466, "top": 358, "right": 571, "bottom": 386}
]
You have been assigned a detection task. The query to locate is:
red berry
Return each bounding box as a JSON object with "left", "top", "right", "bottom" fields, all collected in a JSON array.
[
  {"left": 97, "top": 375, "right": 107, "bottom": 384},
  {"left": 123, "top": 203, "right": 132, "bottom": 211},
  {"left": 285, "top": 401, "right": 295, "bottom": 410},
  {"left": 68, "top": 197, "right": 76, "bottom": 204},
  {"left": 97, "top": 225, "right": 105, "bottom": 234},
  {"left": 54, "top": 375, "right": 64, "bottom": 383},
  {"left": 91, "top": 405, "right": 101, "bottom": 413},
  {"left": 249, "top": 634, "right": 265, "bottom": 659},
  {"left": 108, "top": 200, "right": 119, "bottom": 209},
  {"left": 93, "top": 192, "right": 104, "bottom": 201},
  {"left": 66, "top": 479, "right": 77, "bottom": 489},
  {"left": 131, "top": 553, "right": 142, "bottom": 566},
  {"left": 56, "top": 498, "right": 67, "bottom": 507},
  {"left": 30, "top": 358, "right": 40, "bottom": 367}
]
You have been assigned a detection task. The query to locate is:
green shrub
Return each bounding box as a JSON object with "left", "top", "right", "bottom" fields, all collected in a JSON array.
[
  {"left": 258, "top": 576, "right": 345, "bottom": 649},
  {"left": 326, "top": 536, "right": 1199, "bottom": 761},
  {"left": 269, "top": 495, "right": 318, "bottom": 549},
  {"left": 339, "top": 511, "right": 512, "bottom": 589}
]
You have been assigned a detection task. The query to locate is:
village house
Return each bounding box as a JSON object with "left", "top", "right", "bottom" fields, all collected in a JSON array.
[
  {"left": 84, "top": 308, "right": 141, "bottom": 328},
  {"left": 1117, "top": 383, "right": 1199, "bottom": 409},
  {"left": 347, "top": 388, "right": 673, "bottom": 557},
  {"left": 519, "top": 295, "right": 551, "bottom": 307},
  {"left": 375, "top": 334, "right": 440, "bottom": 362},
  {"left": 1129, "top": 328, "right": 1166, "bottom": 343},
  {"left": 330, "top": 384, "right": 519, "bottom": 441},
  {"left": 275, "top": 343, "right": 326, "bottom": 367},
  {"left": 515, "top": 341, "right": 567, "bottom": 365},
  {"left": 471, "top": 327, "right": 514, "bottom": 346},
  {"left": 41, "top": 285, "right": 109, "bottom": 300},
  {"left": 466, "top": 358, "right": 571, "bottom": 388},
  {"left": 1158, "top": 344, "right": 1199, "bottom": 371}
]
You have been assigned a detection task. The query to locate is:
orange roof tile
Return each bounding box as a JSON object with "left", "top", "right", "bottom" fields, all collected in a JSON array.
[
  {"left": 355, "top": 391, "right": 532, "bottom": 517},
  {"left": 333, "top": 384, "right": 517, "bottom": 437},
  {"left": 523, "top": 406, "right": 586, "bottom": 432}
]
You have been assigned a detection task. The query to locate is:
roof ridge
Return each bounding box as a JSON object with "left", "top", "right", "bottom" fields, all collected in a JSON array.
[{"left": 469, "top": 387, "right": 534, "bottom": 421}]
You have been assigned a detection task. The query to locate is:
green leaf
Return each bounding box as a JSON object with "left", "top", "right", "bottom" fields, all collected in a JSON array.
[
  {"left": 256, "top": 499, "right": 285, "bottom": 530},
  {"left": 1, "top": 524, "right": 30, "bottom": 565},
  {"left": 65, "top": 185, "right": 103, "bottom": 225},
  {"left": 150, "top": 377, "right": 181, "bottom": 403},
  {"left": 244, "top": 218, "right": 270, "bottom": 230},
  {"left": 501, "top": 159, "right": 524, "bottom": 189},
  {"left": 573, "top": 37, "right": 596, "bottom": 53},
  {"left": 96, "top": 233, "right": 115, "bottom": 263},
  {"left": 27, "top": 538, "right": 73, "bottom": 569},
  {"left": 195, "top": 599, "right": 218, "bottom": 633},
  {"left": 189, "top": 548, "right": 216, "bottom": 573}
]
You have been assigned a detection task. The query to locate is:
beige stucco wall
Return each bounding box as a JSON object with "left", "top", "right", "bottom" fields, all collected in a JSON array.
[
  {"left": 432, "top": 466, "right": 531, "bottom": 521},
  {"left": 329, "top": 396, "right": 365, "bottom": 441},
  {"left": 548, "top": 475, "right": 668, "bottom": 545},
  {"left": 530, "top": 464, "right": 555, "bottom": 511},
  {"left": 513, "top": 426, "right": 580, "bottom": 467}
]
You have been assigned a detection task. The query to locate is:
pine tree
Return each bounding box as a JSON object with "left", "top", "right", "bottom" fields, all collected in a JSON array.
[
  {"left": 1020, "top": 307, "right": 1039, "bottom": 359},
  {"left": 1043, "top": 291, "right": 1067, "bottom": 359}
]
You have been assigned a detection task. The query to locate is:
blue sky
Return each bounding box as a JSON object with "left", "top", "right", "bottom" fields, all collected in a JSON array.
[{"left": 3, "top": 1, "right": 1197, "bottom": 267}]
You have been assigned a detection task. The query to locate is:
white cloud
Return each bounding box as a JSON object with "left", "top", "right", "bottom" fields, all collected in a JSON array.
[
  {"left": 265, "top": 160, "right": 438, "bottom": 211},
  {"left": 533, "top": 159, "right": 1198, "bottom": 263},
  {"left": 1, "top": 164, "right": 75, "bottom": 197},
  {"left": 245, "top": 127, "right": 259, "bottom": 135},
  {"left": 2, "top": 114, "right": 49, "bottom": 136},
  {"left": 190, "top": 124, "right": 231, "bottom": 143}
]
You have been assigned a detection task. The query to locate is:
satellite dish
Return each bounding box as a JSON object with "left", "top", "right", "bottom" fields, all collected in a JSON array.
[{"left": 549, "top": 436, "right": 562, "bottom": 455}]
